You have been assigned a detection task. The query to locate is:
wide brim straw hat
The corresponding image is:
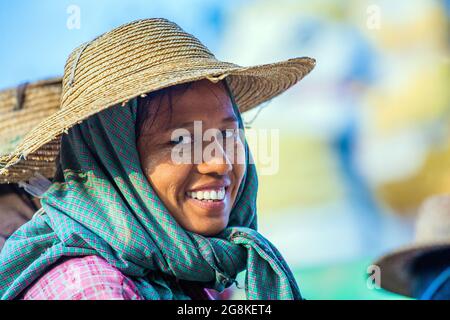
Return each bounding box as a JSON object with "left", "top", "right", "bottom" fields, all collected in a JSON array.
[
  {"left": 373, "top": 195, "right": 450, "bottom": 297},
  {"left": 0, "top": 78, "right": 62, "bottom": 184},
  {"left": 0, "top": 18, "right": 315, "bottom": 183}
]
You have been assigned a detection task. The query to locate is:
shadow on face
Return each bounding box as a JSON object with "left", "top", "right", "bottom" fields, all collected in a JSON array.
[{"left": 136, "top": 79, "right": 246, "bottom": 236}]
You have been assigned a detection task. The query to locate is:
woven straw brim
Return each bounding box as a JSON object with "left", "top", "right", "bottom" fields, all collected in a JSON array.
[
  {"left": 0, "top": 78, "right": 62, "bottom": 184},
  {"left": 373, "top": 241, "right": 450, "bottom": 297},
  {"left": 0, "top": 58, "right": 315, "bottom": 183}
]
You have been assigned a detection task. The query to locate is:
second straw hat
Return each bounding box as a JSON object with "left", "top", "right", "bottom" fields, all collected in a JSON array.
[
  {"left": 0, "top": 18, "right": 315, "bottom": 182},
  {"left": 0, "top": 78, "right": 62, "bottom": 184}
]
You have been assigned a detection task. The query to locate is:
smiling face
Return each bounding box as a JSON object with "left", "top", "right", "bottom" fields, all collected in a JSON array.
[{"left": 136, "top": 79, "right": 246, "bottom": 236}]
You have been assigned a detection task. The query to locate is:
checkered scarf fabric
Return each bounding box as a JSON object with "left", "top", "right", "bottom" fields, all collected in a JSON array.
[{"left": 0, "top": 97, "right": 302, "bottom": 300}]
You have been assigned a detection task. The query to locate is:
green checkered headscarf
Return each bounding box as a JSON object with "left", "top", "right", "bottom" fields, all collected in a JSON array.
[{"left": 0, "top": 91, "right": 302, "bottom": 300}]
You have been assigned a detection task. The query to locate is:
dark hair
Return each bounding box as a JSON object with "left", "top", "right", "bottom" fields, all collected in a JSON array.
[{"left": 135, "top": 82, "right": 193, "bottom": 141}]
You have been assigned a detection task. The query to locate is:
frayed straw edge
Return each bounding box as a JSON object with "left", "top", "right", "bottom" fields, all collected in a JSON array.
[
  {"left": 0, "top": 122, "right": 81, "bottom": 177},
  {"left": 0, "top": 153, "right": 27, "bottom": 176}
]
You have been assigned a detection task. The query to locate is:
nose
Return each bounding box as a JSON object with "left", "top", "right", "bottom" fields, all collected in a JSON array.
[{"left": 197, "top": 140, "right": 232, "bottom": 176}]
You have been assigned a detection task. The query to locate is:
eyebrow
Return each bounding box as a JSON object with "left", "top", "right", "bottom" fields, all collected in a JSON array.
[{"left": 167, "top": 115, "right": 238, "bottom": 131}]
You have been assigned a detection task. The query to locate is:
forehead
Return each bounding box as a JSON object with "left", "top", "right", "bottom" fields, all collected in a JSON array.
[{"left": 154, "top": 79, "right": 237, "bottom": 130}]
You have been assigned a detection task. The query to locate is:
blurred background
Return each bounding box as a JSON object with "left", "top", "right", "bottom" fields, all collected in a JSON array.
[{"left": 0, "top": 0, "right": 449, "bottom": 299}]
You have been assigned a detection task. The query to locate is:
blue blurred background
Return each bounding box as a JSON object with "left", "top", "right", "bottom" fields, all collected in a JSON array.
[{"left": 1, "top": 0, "right": 449, "bottom": 299}]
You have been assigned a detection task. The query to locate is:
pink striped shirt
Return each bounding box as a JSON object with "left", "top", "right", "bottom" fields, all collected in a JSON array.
[{"left": 22, "top": 255, "right": 214, "bottom": 300}]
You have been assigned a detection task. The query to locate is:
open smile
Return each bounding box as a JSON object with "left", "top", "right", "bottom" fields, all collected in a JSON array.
[{"left": 185, "top": 187, "right": 228, "bottom": 211}]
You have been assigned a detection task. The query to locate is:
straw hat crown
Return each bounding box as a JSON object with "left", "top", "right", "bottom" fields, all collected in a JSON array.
[{"left": 62, "top": 18, "right": 219, "bottom": 111}]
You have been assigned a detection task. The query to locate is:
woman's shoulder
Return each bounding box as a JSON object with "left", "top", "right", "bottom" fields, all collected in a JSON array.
[{"left": 22, "top": 255, "right": 143, "bottom": 300}]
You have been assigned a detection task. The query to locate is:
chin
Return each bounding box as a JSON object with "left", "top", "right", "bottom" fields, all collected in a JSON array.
[{"left": 187, "top": 218, "right": 229, "bottom": 236}]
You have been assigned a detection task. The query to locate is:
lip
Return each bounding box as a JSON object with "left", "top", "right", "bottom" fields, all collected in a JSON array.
[
  {"left": 187, "top": 181, "right": 230, "bottom": 192},
  {"left": 185, "top": 196, "right": 227, "bottom": 211}
]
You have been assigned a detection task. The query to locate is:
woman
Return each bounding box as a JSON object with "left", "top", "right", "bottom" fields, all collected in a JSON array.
[{"left": 0, "top": 18, "right": 315, "bottom": 300}]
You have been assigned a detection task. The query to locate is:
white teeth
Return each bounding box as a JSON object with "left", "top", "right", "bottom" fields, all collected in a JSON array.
[{"left": 187, "top": 187, "right": 226, "bottom": 201}]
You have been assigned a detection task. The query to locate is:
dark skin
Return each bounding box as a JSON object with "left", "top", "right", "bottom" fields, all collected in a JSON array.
[
  {"left": 0, "top": 192, "right": 39, "bottom": 250},
  {"left": 137, "top": 80, "right": 246, "bottom": 236}
]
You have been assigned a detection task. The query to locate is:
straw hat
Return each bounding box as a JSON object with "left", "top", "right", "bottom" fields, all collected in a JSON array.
[
  {"left": 0, "top": 78, "right": 62, "bottom": 184},
  {"left": 0, "top": 18, "right": 315, "bottom": 182},
  {"left": 374, "top": 194, "right": 450, "bottom": 297}
]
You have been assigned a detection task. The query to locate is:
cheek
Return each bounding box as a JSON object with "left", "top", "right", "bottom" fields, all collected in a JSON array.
[
  {"left": 232, "top": 162, "right": 246, "bottom": 195},
  {"left": 141, "top": 150, "right": 170, "bottom": 175},
  {"left": 137, "top": 139, "right": 172, "bottom": 180},
  {"left": 138, "top": 143, "right": 192, "bottom": 200},
  {"left": 148, "top": 163, "right": 187, "bottom": 193}
]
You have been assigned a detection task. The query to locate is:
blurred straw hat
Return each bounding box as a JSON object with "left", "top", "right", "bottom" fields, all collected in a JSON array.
[
  {"left": 374, "top": 194, "right": 450, "bottom": 297},
  {"left": 0, "top": 18, "right": 315, "bottom": 182},
  {"left": 0, "top": 78, "right": 62, "bottom": 184}
]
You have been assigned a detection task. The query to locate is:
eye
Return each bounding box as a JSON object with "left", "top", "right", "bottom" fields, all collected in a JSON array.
[{"left": 170, "top": 134, "right": 192, "bottom": 145}]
